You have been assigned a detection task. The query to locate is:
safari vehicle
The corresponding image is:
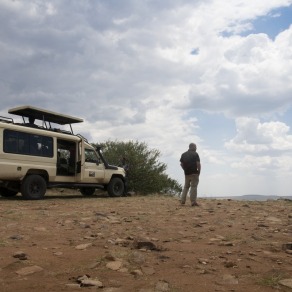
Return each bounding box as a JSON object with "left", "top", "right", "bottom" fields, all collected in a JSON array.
[{"left": 0, "top": 105, "right": 126, "bottom": 200}]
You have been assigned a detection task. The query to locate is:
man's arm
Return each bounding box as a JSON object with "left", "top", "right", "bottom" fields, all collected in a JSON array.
[
  {"left": 180, "top": 155, "right": 184, "bottom": 170},
  {"left": 197, "top": 161, "right": 201, "bottom": 175}
]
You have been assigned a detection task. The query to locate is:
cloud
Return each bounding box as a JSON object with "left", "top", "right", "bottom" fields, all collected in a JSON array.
[
  {"left": 223, "top": 117, "right": 292, "bottom": 191},
  {"left": 187, "top": 28, "right": 292, "bottom": 116},
  {"left": 225, "top": 117, "right": 292, "bottom": 153},
  {"left": 1, "top": 0, "right": 292, "bottom": 195},
  {"left": 1, "top": 0, "right": 292, "bottom": 120}
]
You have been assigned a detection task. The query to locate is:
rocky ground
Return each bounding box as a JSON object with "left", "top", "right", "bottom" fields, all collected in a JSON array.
[{"left": 0, "top": 191, "right": 291, "bottom": 292}]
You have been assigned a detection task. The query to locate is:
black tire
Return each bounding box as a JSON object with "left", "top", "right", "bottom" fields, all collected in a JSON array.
[
  {"left": 0, "top": 187, "right": 18, "bottom": 197},
  {"left": 80, "top": 187, "right": 95, "bottom": 196},
  {"left": 21, "top": 175, "right": 46, "bottom": 200},
  {"left": 107, "top": 177, "right": 124, "bottom": 197}
]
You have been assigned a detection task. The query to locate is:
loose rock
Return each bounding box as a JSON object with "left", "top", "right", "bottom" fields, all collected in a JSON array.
[{"left": 16, "top": 265, "right": 43, "bottom": 276}]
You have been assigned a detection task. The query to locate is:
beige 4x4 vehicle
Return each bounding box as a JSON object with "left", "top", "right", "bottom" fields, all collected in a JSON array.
[{"left": 0, "top": 105, "right": 126, "bottom": 200}]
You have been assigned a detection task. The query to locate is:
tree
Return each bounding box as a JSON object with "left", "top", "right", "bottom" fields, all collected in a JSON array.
[{"left": 93, "top": 140, "right": 182, "bottom": 195}]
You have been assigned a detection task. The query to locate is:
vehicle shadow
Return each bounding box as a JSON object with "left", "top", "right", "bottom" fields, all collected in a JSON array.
[{"left": 0, "top": 192, "right": 112, "bottom": 201}]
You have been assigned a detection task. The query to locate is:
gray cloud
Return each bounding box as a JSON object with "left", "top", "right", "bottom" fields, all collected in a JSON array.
[{"left": 1, "top": 0, "right": 292, "bottom": 196}]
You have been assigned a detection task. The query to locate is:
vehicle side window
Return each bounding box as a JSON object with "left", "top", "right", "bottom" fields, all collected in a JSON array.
[
  {"left": 85, "top": 149, "right": 99, "bottom": 163},
  {"left": 18, "top": 132, "right": 30, "bottom": 154},
  {"left": 4, "top": 131, "right": 18, "bottom": 153},
  {"left": 42, "top": 136, "right": 53, "bottom": 157},
  {"left": 3, "top": 129, "right": 53, "bottom": 157}
]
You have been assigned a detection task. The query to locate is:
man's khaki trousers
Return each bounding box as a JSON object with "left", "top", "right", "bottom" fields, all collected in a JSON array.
[{"left": 181, "top": 174, "right": 199, "bottom": 204}]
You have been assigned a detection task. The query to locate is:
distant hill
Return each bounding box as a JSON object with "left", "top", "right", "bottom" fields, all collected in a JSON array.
[{"left": 207, "top": 195, "right": 292, "bottom": 201}]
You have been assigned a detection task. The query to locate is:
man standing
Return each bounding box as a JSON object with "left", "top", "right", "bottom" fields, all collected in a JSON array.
[{"left": 180, "top": 143, "right": 201, "bottom": 206}]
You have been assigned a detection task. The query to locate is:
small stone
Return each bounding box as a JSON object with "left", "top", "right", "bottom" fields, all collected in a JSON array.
[
  {"left": 80, "top": 278, "right": 103, "bottom": 287},
  {"left": 9, "top": 234, "right": 23, "bottom": 240},
  {"left": 155, "top": 280, "right": 169, "bottom": 291},
  {"left": 209, "top": 238, "right": 221, "bottom": 242},
  {"left": 16, "top": 265, "right": 43, "bottom": 276},
  {"left": 108, "top": 217, "right": 121, "bottom": 224},
  {"left": 133, "top": 240, "right": 158, "bottom": 250},
  {"left": 131, "top": 269, "right": 143, "bottom": 276},
  {"left": 76, "top": 275, "right": 89, "bottom": 282},
  {"left": 222, "top": 274, "right": 239, "bottom": 285},
  {"left": 141, "top": 266, "right": 155, "bottom": 275},
  {"left": 53, "top": 251, "right": 63, "bottom": 256},
  {"left": 224, "top": 261, "right": 237, "bottom": 268},
  {"left": 33, "top": 227, "right": 47, "bottom": 231},
  {"left": 104, "top": 254, "right": 116, "bottom": 261},
  {"left": 75, "top": 243, "right": 92, "bottom": 250},
  {"left": 106, "top": 261, "right": 122, "bottom": 271},
  {"left": 198, "top": 258, "right": 208, "bottom": 264},
  {"left": 279, "top": 279, "right": 292, "bottom": 289},
  {"left": 219, "top": 242, "right": 234, "bottom": 246},
  {"left": 65, "top": 283, "right": 81, "bottom": 289},
  {"left": 266, "top": 217, "right": 282, "bottom": 223},
  {"left": 13, "top": 251, "right": 28, "bottom": 260},
  {"left": 88, "top": 262, "right": 100, "bottom": 269}
]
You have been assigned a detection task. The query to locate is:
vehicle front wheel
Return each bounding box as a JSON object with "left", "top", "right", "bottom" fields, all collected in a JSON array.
[
  {"left": 107, "top": 177, "right": 124, "bottom": 197},
  {"left": 21, "top": 175, "right": 46, "bottom": 200},
  {"left": 0, "top": 187, "right": 18, "bottom": 197},
  {"left": 80, "top": 187, "right": 95, "bottom": 196}
]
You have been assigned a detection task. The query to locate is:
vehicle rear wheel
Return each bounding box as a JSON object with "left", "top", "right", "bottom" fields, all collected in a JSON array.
[
  {"left": 80, "top": 187, "right": 95, "bottom": 196},
  {"left": 107, "top": 177, "right": 124, "bottom": 197},
  {"left": 0, "top": 187, "right": 18, "bottom": 197},
  {"left": 21, "top": 175, "right": 46, "bottom": 200}
]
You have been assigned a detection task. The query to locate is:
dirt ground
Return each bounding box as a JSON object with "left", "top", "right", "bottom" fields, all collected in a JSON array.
[{"left": 0, "top": 191, "right": 291, "bottom": 292}]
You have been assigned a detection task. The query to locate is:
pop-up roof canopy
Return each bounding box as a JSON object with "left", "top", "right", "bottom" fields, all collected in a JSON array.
[{"left": 8, "top": 105, "right": 83, "bottom": 125}]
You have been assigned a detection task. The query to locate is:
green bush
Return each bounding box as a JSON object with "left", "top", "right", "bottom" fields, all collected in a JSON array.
[{"left": 93, "top": 140, "right": 182, "bottom": 195}]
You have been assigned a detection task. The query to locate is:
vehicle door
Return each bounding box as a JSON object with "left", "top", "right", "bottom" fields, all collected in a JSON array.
[
  {"left": 76, "top": 139, "right": 85, "bottom": 182},
  {"left": 83, "top": 148, "right": 105, "bottom": 183}
]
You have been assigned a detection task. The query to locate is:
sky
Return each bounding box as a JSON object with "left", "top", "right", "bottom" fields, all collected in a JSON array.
[{"left": 1, "top": 0, "right": 292, "bottom": 197}]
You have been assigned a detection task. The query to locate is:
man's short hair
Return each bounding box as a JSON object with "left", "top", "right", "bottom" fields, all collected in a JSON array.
[{"left": 189, "top": 143, "right": 196, "bottom": 150}]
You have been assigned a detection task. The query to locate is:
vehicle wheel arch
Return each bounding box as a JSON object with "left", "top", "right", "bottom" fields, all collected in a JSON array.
[{"left": 24, "top": 169, "right": 49, "bottom": 183}]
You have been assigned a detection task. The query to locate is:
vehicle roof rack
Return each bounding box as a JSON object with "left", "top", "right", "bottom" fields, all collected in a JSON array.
[
  {"left": 77, "top": 134, "right": 88, "bottom": 143},
  {"left": 0, "top": 116, "right": 14, "bottom": 124},
  {"left": 8, "top": 105, "right": 83, "bottom": 125}
]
